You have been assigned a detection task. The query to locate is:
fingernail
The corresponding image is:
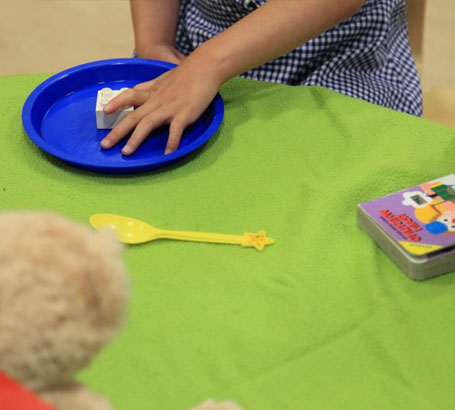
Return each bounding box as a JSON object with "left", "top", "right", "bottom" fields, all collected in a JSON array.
[
  {"left": 104, "top": 103, "right": 113, "bottom": 112},
  {"left": 101, "top": 140, "right": 110, "bottom": 149},
  {"left": 164, "top": 148, "right": 173, "bottom": 155},
  {"left": 122, "top": 146, "right": 132, "bottom": 155}
]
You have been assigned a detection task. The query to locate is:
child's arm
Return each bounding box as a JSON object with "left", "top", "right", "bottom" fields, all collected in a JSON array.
[
  {"left": 191, "top": 0, "right": 364, "bottom": 85},
  {"left": 131, "top": 0, "right": 185, "bottom": 63},
  {"left": 102, "top": 0, "right": 365, "bottom": 155}
]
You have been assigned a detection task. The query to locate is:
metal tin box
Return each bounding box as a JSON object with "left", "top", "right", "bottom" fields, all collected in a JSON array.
[{"left": 357, "top": 175, "right": 455, "bottom": 280}]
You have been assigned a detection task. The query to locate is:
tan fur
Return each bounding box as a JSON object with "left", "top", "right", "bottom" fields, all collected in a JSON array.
[
  {"left": 189, "top": 399, "right": 244, "bottom": 410},
  {"left": 0, "top": 211, "right": 242, "bottom": 410},
  {"left": 40, "top": 383, "right": 114, "bottom": 410},
  {"left": 0, "top": 212, "right": 129, "bottom": 410}
]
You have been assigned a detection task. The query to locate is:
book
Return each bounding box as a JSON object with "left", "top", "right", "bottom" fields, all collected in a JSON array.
[{"left": 357, "top": 174, "right": 455, "bottom": 280}]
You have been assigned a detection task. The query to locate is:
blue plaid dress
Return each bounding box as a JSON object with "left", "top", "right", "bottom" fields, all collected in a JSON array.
[{"left": 175, "top": 0, "right": 422, "bottom": 116}]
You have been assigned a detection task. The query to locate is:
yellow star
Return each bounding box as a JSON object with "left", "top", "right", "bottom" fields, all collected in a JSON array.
[{"left": 242, "top": 230, "right": 274, "bottom": 251}]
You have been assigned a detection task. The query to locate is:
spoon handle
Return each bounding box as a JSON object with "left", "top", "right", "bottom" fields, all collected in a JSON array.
[{"left": 158, "top": 229, "right": 274, "bottom": 251}]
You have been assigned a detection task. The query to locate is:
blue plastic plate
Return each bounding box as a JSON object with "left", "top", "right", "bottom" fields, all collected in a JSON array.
[{"left": 22, "top": 58, "right": 224, "bottom": 173}]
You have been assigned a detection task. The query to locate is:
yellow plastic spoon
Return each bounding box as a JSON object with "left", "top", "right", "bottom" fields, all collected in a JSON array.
[{"left": 90, "top": 214, "right": 274, "bottom": 251}]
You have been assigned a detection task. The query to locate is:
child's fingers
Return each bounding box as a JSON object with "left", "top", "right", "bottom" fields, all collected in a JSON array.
[
  {"left": 122, "top": 110, "right": 169, "bottom": 156},
  {"left": 100, "top": 105, "right": 149, "bottom": 149},
  {"left": 164, "top": 118, "right": 186, "bottom": 155},
  {"left": 103, "top": 89, "right": 149, "bottom": 114}
]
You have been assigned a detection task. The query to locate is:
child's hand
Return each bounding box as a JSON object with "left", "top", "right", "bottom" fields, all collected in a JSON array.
[{"left": 100, "top": 61, "right": 221, "bottom": 156}]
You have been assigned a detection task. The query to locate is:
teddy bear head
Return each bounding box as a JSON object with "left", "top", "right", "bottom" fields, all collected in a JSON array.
[{"left": 0, "top": 212, "right": 129, "bottom": 393}]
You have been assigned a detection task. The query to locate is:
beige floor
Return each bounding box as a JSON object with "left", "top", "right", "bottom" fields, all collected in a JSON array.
[{"left": 1, "top": 0, "right": 454, "bottom": 126}]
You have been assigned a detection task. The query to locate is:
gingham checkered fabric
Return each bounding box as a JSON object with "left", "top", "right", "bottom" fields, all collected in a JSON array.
[{"left": 175, "top": 0, "right": 422, "bottom": 116}]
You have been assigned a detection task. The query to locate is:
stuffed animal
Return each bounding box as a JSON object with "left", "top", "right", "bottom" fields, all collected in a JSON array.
[
  {"left": 0, "top": 211, "right": 129, "bottom": 409},
  {"left": 0, "top": 211, "right": 242, "bottom": 410},
  {"left": 191, "top": 400, "right": 244, "bottom": 410}
]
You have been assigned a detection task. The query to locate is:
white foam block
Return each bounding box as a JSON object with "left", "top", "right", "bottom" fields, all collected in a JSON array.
[{"left": 96, "top": 87, "right": 134, "bottom": 129}]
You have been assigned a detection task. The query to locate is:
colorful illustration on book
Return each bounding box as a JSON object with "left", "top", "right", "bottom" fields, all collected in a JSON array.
[
  {"left": 411, "top": 181, "right": 455, "bottom": 235},
  {"left": 360, "top": 175, "right": 455, "bottom": 256}
]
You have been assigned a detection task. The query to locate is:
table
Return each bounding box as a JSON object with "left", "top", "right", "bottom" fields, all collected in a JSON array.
[{"left": 1, "top": 73, "right": 455, "bottom": 410}]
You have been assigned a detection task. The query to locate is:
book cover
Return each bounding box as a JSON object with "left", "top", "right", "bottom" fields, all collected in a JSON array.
[{"left": 359, "top": 175, "right": 455, "bottom": 256}]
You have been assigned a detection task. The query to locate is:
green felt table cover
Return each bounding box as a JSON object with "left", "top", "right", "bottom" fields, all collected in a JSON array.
[{"left": 2, "top": 73, "right": 455, "bottom": 410}]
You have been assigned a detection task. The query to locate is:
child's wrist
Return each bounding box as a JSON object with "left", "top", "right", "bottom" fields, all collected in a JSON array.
[
  {"left": 187, "top": 44, "right": 235, "bottom": 86},
  {"left": 135, "top": 42, "right": 174, "bottom": 58}
]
